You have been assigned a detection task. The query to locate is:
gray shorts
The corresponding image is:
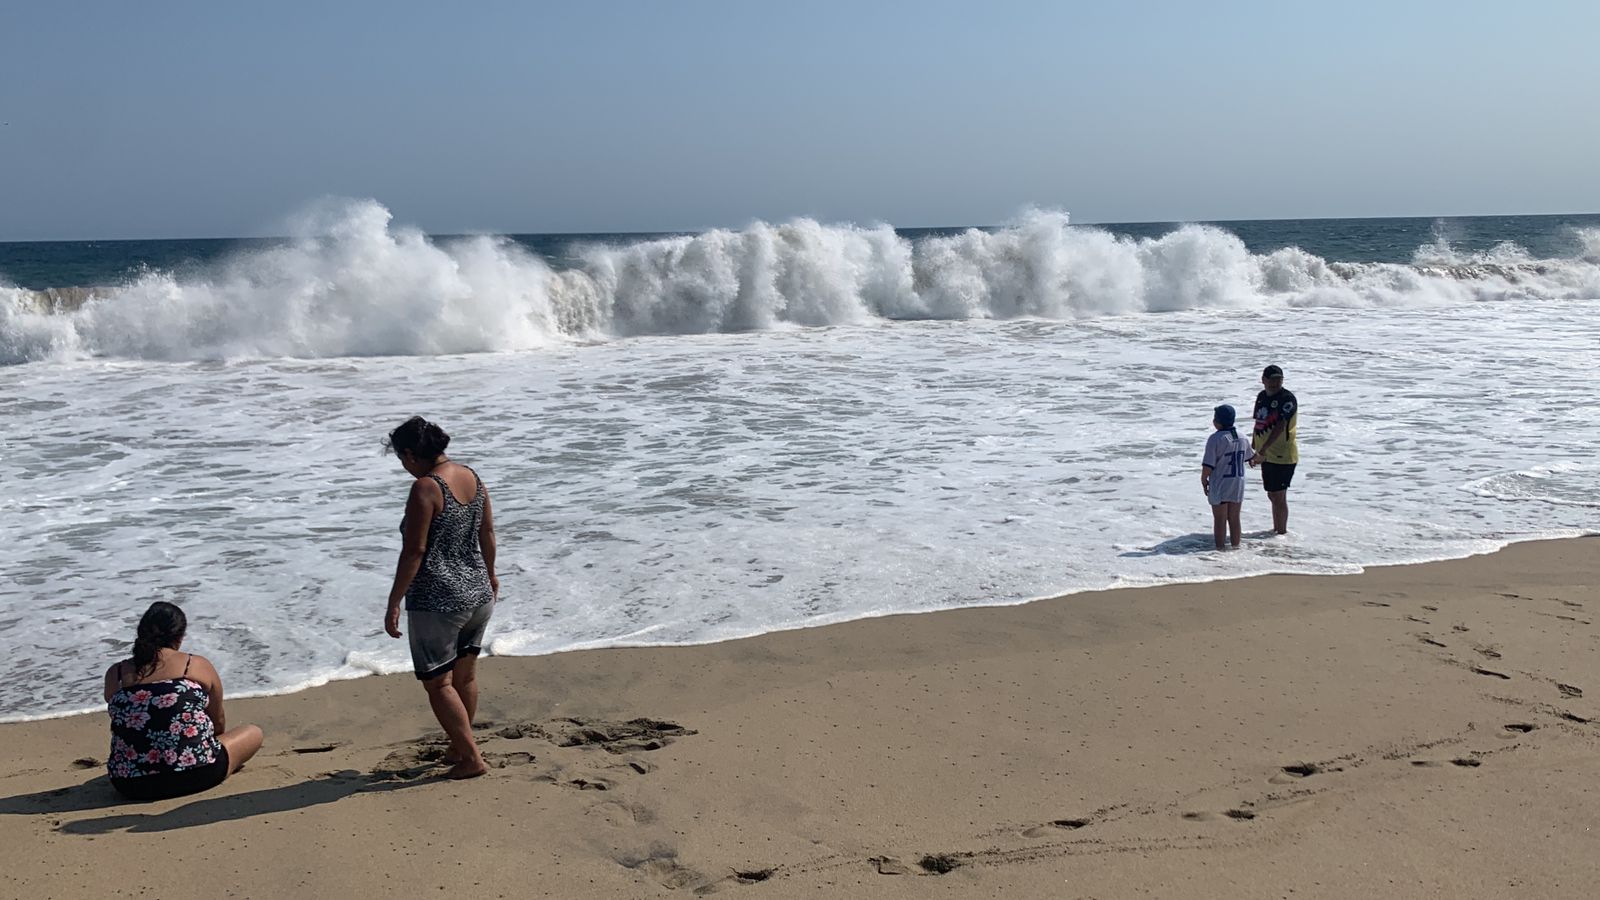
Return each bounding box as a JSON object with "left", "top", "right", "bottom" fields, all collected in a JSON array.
[{"left": 407, "top": 601, "right": 494, "bottom": 681}]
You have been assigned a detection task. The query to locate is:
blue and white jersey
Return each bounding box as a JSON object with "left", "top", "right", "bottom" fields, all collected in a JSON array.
[{"left": 1203, "top": 429, "right": 1254, "bottom": 505}]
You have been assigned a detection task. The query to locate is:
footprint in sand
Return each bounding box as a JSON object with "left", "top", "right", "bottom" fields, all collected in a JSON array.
[
  {"left": 587, "top": 799, "right": 658, "bottom": 827},
  {"left": 615, "top": 844, "right": 705, "bottom": 891},
  {"left": 916, "top": 854, "right": 966, "bottom": 874},
  {"left": 1474, "top": 646, "right": 1502, "bottom": 659},
  {"left": 1417, "top": 636, "right": 1448, "bottom": 648},
  {"left": 870, "top": 857, "right": 915, "bottom": 876},
  {"left": 371, "top": 740, "right": 450, "bottom": 781},
  {"left": 1557, "top": 683, "right": 1584, "bottom": 698},
  {"left": 1183, "top": 809, "right": 1256, "bottom": 822},
  {"left": 1269, "top": 762, "right": 1325, "bottom": 784},
  {"left": 1450, "top": 757, "right": 1482, "bottom": 768},
  {"left": 1471, "top": 667, "right": 1511, "bottom": 680},
  {"left": 1022, "top": 818, "right": 1091, "bottom": 838},
  {"left": 693, "top": 868, "right": 778, "bottom": 894},
  {"left": 548, "top": 717, "right": 697, "bottom": 754},
  {"left": 489, "top": 717, "right": 696, "bottom": 754},
  {"left": 487, "top": 750, "right": 536, "bottom": 768}
]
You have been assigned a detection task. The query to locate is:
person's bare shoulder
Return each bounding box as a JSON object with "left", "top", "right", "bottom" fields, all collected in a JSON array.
[
  {"left": 186, "top": 654, "right": 223, "bottom": 688},
  {"left": 410, "top": 474, "right": 443, "bottom": 503}
]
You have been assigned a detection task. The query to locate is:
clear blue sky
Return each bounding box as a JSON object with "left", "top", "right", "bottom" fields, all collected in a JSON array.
[{"left": 2, "top": 0, "right": 1597, "bottom": 240}]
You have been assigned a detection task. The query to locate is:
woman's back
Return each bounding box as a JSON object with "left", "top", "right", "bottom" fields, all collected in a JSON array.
[
  {"left": 405, "top": 463, "right": 494, "bottom": 614},
  {"left": 106, "top": 653, "right": 223, "bottom": 780}
]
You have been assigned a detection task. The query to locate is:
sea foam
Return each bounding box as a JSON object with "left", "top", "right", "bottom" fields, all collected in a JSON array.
[{"left": 4, "top": 200, "right": 1599, "bottom": 365}]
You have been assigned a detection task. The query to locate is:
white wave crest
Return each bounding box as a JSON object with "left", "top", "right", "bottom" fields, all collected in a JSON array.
[{"left": 4, "top": 200, "right": 1600, "bottom": 365}]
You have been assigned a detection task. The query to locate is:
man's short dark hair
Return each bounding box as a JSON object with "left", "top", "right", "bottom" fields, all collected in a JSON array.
[{"left": 1262, "top": 364, "right": 1284, "bottom": 379}]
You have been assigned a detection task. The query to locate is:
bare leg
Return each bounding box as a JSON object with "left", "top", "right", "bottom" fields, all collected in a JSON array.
[
  {"left": 1268, "top": 490, "right": 1289, "bottom": 534},
  {"left": 1226, "top": 502, "right": 1243, "bottom": 548},
  {"left": 454, "top": 653, "right": 479, "bottom": 725},
  {"left": 440, "top": 655, "right": 480, "bottom": 765},
  {"left": 1211, "top": 503, "right": 1228, "bottom": 551},
  {"left": 423, "top": 671, "right": 487, "bottom": 779},
  {"left": 217, "top": 724, "right": 264, "bottom": 775}
]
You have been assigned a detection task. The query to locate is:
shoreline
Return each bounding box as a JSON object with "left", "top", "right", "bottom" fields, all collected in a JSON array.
[
  {"left": 4, "top": 537, "right": 1599, "bottom": 897},
  {"left": 3, "top": 529, "right": 1590, "bottom": 727}
]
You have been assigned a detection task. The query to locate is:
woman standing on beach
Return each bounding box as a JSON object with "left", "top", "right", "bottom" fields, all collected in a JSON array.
[
  {"left": 102, "top": 602, "right": 264, "bottom": 801},
  {"left": 383, "top": 416, "right": 498, "bottom": 779}
]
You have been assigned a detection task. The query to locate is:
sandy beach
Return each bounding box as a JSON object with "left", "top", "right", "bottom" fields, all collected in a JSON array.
[{"left": 2, "top": 537, "right": 1597, "bottom": 899}]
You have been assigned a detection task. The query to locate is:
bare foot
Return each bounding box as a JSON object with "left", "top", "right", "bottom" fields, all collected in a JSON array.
[{"left": 446, "top": 759, "right": 488, "bottom": 779}]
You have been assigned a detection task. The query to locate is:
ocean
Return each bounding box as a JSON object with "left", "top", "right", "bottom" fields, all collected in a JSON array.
[{"left": 3, "top": 202, "right": 1598, "bottom": 721}]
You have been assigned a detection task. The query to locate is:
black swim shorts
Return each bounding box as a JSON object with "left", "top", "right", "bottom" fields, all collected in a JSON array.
[{"left": 1261, "top": 462, "right": 1296, "bottom": 493}]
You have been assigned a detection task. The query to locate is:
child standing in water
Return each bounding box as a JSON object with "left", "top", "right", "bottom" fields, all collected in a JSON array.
[{"left": 1201, "top": 404, "right": 1255, "bottom": 551}]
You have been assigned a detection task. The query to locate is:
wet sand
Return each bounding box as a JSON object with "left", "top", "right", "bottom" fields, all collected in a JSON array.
[{"left": 2, "top": 538, "right": 1597, "bottom": 898}]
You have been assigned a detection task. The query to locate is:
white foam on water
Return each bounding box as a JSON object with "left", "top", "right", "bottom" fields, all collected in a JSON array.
[
  {"left": 3, "top": 293, "right": 1598, "bottom": 721},
  {"left": 1464, "top": 463, "right": 1600, "bottom": 508},
  {"left": 5, "top": 201, "right": 1600, "bottom": 366}
]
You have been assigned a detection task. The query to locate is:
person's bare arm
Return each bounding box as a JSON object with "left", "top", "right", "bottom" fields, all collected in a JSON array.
[
  {"left": 1201, "top": 464, "right": 1214, "bottom": 494},
  {"left": 479, "top": 487, "right": 499, "bottom": 597},
  {"left": 386, "top": 479, "right": 438, "bottom": 637},
  {"left": 192, "top": 655, "right": 226, "bottom": 733},
  {"left": 103, "top": 663, "right": 123, "bottom": 704}
]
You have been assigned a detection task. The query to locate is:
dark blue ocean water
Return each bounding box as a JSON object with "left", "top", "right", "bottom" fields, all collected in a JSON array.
[{"left": 4, "top": 214, "right": 1598, "bottom": 291}]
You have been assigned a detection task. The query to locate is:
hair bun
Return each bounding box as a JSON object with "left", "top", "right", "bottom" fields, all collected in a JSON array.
[{"left": 384, "top": 416, "right": 452, "bottom": 459}]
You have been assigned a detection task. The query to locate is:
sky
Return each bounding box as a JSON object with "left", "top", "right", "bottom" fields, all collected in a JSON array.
[{"left": 1, "top": 0, "right": 1598, "bottom": 240}]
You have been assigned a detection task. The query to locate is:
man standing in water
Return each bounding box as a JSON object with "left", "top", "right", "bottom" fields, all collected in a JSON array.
[{"left": 1249, "top": 364, "right": 1298, "bottom": 534}]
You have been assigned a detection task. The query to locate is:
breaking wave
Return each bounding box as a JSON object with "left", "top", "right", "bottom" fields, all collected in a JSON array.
[{"left": 4, "top": 200, "right": 1599, "bottom": 365}]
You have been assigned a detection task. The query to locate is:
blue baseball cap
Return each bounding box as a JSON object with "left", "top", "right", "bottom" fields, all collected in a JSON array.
[{"left": 1214, "top": 404, "right": 1236, "bottom": 427}]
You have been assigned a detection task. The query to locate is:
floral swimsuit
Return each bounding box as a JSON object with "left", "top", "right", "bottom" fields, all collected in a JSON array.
[{"left": 107, "top": 655, "right": 226, "bottom": 798}]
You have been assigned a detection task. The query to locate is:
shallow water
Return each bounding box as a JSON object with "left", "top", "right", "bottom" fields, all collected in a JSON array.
[{"left": 3, "top": 300, "right": 1597, "bottom": 720}]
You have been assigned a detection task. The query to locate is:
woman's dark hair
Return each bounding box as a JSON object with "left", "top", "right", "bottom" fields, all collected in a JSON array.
[
  {"left": 383, "top": 416, "right": 451, "bottom": 460},
  {"left": 132, "top": 601, "right": 186, "bottom": 679}
]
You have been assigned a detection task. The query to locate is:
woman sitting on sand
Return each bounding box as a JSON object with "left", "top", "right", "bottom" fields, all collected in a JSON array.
[
  {"left": 383, "top": 416, "right": 499, "bottom": 779},
  {"left": 102, "top": 602, "right": 264, "bottom": 801}
]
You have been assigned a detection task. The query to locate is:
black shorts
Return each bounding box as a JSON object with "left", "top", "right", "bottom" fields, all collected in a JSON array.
[
  {"left": 110, "top": 747, "right": 230, "bottom": 802},
  {"left": 1261, "top": 462, "right": 1296, "bottom": 493}
]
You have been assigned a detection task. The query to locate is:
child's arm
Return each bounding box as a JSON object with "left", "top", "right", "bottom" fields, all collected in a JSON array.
[{"left": 1201, "top": 464, "right": 1214, "bottom": 494}]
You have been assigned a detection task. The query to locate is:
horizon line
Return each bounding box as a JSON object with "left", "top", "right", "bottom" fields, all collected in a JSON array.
[{"left": 3, "top": 209, "right": 1598, "bottom": 246}]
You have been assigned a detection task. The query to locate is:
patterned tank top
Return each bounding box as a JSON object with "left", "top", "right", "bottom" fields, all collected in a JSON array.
[
  {"left": 403, "top": 468, "right": 494, "bottom": 614},
  {"left": 106, "top": 657, "right": 223, "bottom": 780}
]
